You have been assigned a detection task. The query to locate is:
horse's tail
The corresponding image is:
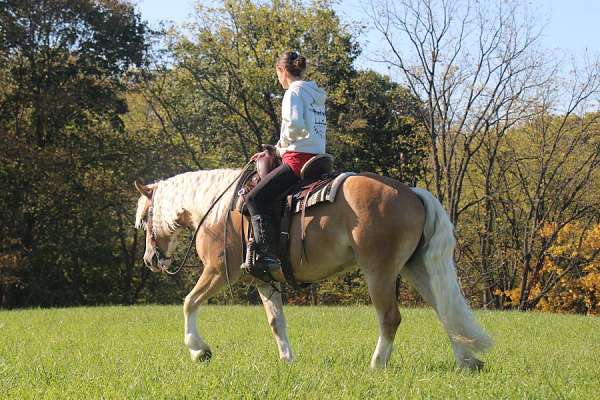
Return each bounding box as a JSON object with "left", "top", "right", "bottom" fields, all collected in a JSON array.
[{"left": 405, "top": 188, "right": 493, "bottom": 354}]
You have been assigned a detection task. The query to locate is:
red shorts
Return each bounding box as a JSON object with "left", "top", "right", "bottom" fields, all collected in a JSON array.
[{"left": 282, "top": 151, "right": 315, "bottom": 177}]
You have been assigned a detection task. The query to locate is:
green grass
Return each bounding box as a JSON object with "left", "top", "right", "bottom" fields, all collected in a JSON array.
[{"left": 0, "top": 305, "right": 598, "bottom": 399}]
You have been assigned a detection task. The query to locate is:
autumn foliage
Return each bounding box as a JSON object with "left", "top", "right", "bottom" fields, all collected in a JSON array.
[{"left": 499, "top": 223, "right": 600, "bottom": 315}]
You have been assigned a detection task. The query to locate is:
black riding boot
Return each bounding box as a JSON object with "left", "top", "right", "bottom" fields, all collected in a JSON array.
[{"left": 250, "top": 214, "right": 282, "bottom": 272}]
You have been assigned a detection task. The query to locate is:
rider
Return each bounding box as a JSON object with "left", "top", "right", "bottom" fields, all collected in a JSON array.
[{"left": 245, "top": 51, "right": 327, "bottom": 273}]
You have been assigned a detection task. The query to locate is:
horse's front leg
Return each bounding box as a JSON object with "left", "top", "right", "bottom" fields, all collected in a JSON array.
[
  {"left": 257, "top": 282, "right": 294, "bottom": 362},
  {"left": 183, "top": 267, "right": 225, "bottom": 362}
]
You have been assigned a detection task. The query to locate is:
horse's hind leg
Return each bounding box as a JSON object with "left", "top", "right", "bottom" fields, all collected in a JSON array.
[
  {"left": 257, "top": 282, "right": 293, "bottom": 362},
  {"left": 401, "top": 259, "right": 484, "bottom": 370},
  {"left": 183, "top": 266, "right": 226, "bottom": 362},
  {"left": 363, "top": 267, "right": 402, "bottom": 369}
]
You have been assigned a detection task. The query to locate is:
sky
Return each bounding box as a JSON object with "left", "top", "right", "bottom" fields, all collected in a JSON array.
[{"left": 134, "top": 0, "right": 600, "bottom": 73}]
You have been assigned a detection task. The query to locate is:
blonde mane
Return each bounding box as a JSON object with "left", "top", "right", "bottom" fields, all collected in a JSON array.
[{"left": 136, "top": 169, "right": 242, "bottom": 235}]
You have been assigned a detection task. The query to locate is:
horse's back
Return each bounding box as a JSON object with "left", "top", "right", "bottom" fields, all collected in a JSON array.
[
  {"left": 341, "top": 173, "right": 425, "bottom": 264},
  {"left": 289, "top": 172, "right": 425, "bottom": 282}
]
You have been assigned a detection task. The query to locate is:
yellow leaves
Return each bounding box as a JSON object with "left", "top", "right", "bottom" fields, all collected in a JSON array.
[
  {"left": 538, "top": 222, "right": 555, "bottom": 239},
  {"left": 542, "top": 222, "right": 600, "bottom": 260},
  {"left": 580, "top": 272, "right": 600, "bottom": 290},
  {"left": 583, "top": 224, "right": 600, "bottom": 251},
  {"left": 538, "top": 298, "right": 551, "bottom": 312},
  {"left": 583, "top": 261, "right": 600, "bottom": 273},
  {"left": 538, "top": 222, "right": 600, "bottom": 315},
  {"left": 497, "top": 287, "right": 521, "bottom": 307},
  {"left": 529, "top": 284, "right": 542, "bottom": 299},
  {"left": 503, "top": 222, "right": 600, "bottom": 314},
  {"left": 541, "top": 257, "right": 557, "bottom": 273}
]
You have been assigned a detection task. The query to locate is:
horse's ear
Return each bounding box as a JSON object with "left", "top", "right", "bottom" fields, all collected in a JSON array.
[{"left": 134, "top": 180, "right": 153, "bottom": 198}]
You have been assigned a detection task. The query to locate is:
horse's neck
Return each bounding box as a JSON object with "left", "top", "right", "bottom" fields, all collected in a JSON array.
[{"left": 154, "top": 169, "right": 241, "bottom": 233}]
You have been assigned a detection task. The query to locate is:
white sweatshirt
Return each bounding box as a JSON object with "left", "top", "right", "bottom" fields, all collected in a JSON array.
[{"left": 276, "top": 80, "right": 327, "bottom": 156}]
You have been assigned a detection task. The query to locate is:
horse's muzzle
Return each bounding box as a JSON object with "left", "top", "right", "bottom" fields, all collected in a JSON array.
[{"left": 144, "top": 251, "right": 162, "bottom": 272}]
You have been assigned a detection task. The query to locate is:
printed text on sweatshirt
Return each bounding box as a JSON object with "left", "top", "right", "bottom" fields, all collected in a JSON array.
[{"left": 276, "top": 80, "right": 327, "bottom": 156}]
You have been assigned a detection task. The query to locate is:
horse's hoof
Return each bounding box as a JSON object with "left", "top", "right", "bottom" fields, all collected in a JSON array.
[
  {"left": 190, "top": 348, "right": 212, "bottom": 362},
  {"left": 458, "top": 357, "right": 484, "bottom": 372},
  {"left": 369, "top": 360, "right": 388, "bottom": 369},
  {"left": 280, "top": 354, "right": 294, "bottom": 364}
]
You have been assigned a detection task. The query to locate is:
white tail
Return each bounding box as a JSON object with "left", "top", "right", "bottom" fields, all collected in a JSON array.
[{"left": 404, "top": 188, "right": 493, "bottom": 354}]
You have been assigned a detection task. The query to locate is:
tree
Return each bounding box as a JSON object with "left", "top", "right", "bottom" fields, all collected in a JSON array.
[
  {"left": 532, "top": 222, "right": 600, "bottom": 315},
  {"left": 496, "top": 110, "right": 600, "bottom": 310},
  {"left": 0, "top": 0, "right": 151, "bottom": 306},
  {"left": 369, "top": 0, "right": 546, "bottom": 224},
  {"left": 368, "top": 0, "right": 600, "bottom": 314},
  {"left": 459, "top": 67, "right": 600, "bottom": 309},
  {"left": 331, "top": 70, "right": 427, "bottom": 183}
]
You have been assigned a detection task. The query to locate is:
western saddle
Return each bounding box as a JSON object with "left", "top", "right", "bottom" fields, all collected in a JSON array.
[{"left": 232, "top": 149, "right": 337, "bottom": 287}]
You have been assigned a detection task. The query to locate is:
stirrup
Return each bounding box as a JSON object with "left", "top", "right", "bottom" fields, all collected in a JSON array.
[
  {"left": 240, "top": 254, "right": 282, "bottom": 282},
  {"left": 240, "top": 239, "right": 281, "bottom": 280},
  {"left": 255, "top": 254, "right": 282, "bottom": 272}
]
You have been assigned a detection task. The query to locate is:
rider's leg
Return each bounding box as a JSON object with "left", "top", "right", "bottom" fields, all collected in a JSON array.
[
  {"left": 245, "top": 163, "right": 299, "bottom": 270},
  {"left": 246, "top": 162, "right": 299, "bottom": 215}
]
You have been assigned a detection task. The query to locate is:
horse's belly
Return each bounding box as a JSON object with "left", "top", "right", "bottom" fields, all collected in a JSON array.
[{"left": 289, "top": 210, "right": 355, "bottom": 283}]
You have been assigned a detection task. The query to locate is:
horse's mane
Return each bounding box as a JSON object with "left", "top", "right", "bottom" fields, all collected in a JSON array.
[{"left": 144, "top": 169, "right": 242, "bottom": 235}]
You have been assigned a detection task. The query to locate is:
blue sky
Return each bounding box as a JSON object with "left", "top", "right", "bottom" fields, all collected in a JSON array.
[{"left": 134, "top": 0, "right": 600, "bottom": 72}]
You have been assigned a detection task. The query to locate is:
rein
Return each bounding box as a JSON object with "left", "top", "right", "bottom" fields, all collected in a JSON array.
[{"left": 156, "top": 162, "right": 254, "bottom": 275}]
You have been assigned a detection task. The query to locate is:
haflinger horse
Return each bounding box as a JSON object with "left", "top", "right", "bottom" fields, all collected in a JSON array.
[{"left": 134, "top": 169, "right": 492, "bottom": 369}]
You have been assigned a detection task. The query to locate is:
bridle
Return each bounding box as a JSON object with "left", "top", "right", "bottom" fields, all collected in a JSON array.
[
  {"left": 142, "top": 201, "right": 175, "bottom": 274},
  {"left": 146, "top": 205, "right": 175, "bottom": 273}
]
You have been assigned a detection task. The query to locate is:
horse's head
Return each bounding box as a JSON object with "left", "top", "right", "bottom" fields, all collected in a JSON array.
[{"left": 134, "top": 180, "right": 181, "bottom": 272}]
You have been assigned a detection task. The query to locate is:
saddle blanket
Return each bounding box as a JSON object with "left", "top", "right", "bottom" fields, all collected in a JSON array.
[{"left": 291, "top": 172, "right": 356, "bottom": 213}]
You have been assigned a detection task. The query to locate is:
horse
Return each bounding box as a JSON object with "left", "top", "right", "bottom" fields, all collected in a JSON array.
[{"left": 134, "top": 168, "right": 492, "bottom": 369}]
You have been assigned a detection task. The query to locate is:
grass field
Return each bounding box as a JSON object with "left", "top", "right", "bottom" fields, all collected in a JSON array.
[{"left": 0, "top": 305, "right": 598, "bottom": 399}]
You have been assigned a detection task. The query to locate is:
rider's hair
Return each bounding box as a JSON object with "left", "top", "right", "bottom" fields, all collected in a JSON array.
[{"left": 277, "top": 51, "right": 307, "bottom": 78}]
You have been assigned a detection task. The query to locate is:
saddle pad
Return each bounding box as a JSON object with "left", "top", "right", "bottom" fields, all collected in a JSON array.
[{"left": 292, "top": 172, "right": 356, "bottom": 213}]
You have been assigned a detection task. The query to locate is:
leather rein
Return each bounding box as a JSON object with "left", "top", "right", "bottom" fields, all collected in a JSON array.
[{"left": 148, "top": 162, "right": 254, "bottom": 275}]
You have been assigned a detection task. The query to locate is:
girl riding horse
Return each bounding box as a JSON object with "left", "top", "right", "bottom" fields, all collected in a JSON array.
[{"left": 245, "top": 51, "right": 327, "bottom": 275}]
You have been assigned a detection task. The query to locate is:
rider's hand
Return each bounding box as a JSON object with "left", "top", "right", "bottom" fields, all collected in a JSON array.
[
  {"left": 250, "top": 152, "right": 263, "bottom": 162},
  {"left": 261, "top": 144, "right": 277, "bottom": 154}
]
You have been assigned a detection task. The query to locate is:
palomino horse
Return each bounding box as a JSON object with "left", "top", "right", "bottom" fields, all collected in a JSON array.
[{"left": 134, "top": 169, "right": 492, "bottom": 369}]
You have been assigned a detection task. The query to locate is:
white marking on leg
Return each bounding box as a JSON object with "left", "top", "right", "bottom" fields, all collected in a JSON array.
[
  {"left": 364, "top": 272, "right": 401, "bottom": 369},
  {"left": 257, "top": 283, "right": 294, "bottom": 362},
  {"left": 182, "top": 271, "right": 227, "bottom": 362},
  {"left": 370, "top": 335, "right": 393, "bottom": 369},
  {"left": 184, "top": 299, "right": 211, "bottom": 361}
]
